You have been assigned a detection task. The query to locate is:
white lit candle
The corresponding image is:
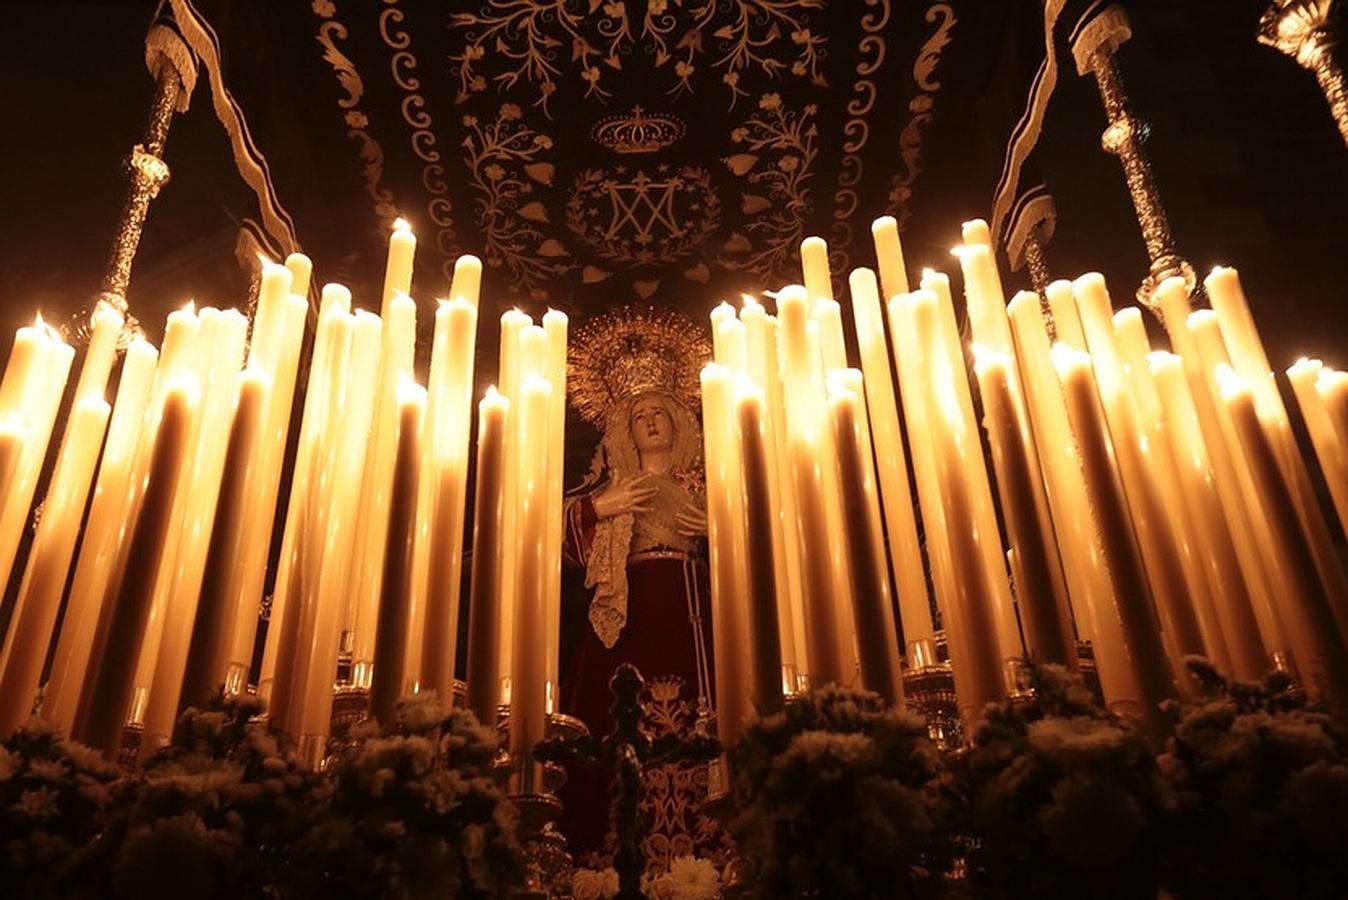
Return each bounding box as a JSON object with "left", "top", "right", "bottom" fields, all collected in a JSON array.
[
  {"left": 1053, "top": 344, "right": 1176, "bottom": 728},
  {"left": 369, "top": 381, "right": 427, "bottom": 726},
  {"left": 849, "top": 269, "right": 933, "bottom": 660},
  {"left": 1288, "top": 359, "right": 1348, "bottom": 536},
  {"left": 0, "top": 396, "right": 111, "bottom": 733},
  {"left": 75, "top": 380, "right": 197, "bottom": 756},
  {"left": 466, "top": 387, "right": 509, "bottom": 728},
  {"left": 1218, "top": 368, "right": 1348, "bottom": 705},
  {"left": 41, "top": 339, "right": 158, "bottom": 732}
]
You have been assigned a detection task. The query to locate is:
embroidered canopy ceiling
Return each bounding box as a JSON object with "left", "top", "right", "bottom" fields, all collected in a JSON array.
[{"left": 156, "top": 0, "right": 1086, "bottom": 323}]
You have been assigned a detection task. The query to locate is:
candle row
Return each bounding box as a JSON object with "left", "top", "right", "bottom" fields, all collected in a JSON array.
[
  {"left": 701, "top": 219, "right": 1348, "bottom": 737},
  {"left": 0, "top": 221, "right": 522, "bottom": 763}
]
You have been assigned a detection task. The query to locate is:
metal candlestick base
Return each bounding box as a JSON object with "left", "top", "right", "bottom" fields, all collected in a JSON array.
[{"left": 508, "top": 791, "right": 568, "bottom": 900}]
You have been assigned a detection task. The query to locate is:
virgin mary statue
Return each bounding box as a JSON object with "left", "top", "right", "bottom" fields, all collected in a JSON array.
[{"left": 558, "top": 307, "right": 725, "bottom": 872}]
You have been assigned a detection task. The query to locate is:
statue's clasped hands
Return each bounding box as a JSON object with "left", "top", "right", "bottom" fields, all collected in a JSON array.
[{"left": 592, "top": 471, "right": 659, "bottom": 518}]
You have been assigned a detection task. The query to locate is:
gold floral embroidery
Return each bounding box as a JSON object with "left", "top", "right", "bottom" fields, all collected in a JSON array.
[
  {"left": 450, "top": 0, "right": 635, "bottom": 114},
  {"left": 461, "top": 104, "right": 574, "bottom": 300},
  {"left": 721, "top": 94, "right": 819, "bottom": 284},
  {"left": 634, "top": 676, "right": 728, "bottom": 876}
]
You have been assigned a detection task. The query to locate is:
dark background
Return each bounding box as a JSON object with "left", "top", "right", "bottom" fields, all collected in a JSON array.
[{"left": 0, "top": 0, "right": 1345, "bottom": 370}]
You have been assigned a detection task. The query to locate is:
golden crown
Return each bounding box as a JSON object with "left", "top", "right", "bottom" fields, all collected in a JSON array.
[
  {"left": 567, "top": 306, "right": 711, "bottom": 427},
  {"left": 591, "top": 106, "right": 685, "bottom": 154}
]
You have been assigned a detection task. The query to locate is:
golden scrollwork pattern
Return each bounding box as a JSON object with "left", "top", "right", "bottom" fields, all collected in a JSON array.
[
  {"left": 889, "top": 1, "right": 957, "bottom": 227},
  {"left": 378, "top": 0, "right": 459, "bottom": 276},
  {"left": 461, "top": 104, "right": 575, "bottom": 300},
  {"left": 311, "top": 1, "right": 398, "bottom": 229},
  {"left": 829, "top": 0, "right": 890, "bottom": 279}
]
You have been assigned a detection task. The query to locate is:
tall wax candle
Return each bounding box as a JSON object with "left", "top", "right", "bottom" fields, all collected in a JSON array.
[
  {"left": 921, "top": 271, "right": 1021, "bottom": 672},
  {"left": 466, "top": 388, "right": 509, "bottom": 730},
  {"left": 870, "top": 216, "right": 911, "bottom": 300},
  {"left": 261, "top": 287, "right": 352, "bottom": 721},
  {"left": 75, "top": 381, "right": 196, "bottom": 756},
  {"left": 284, "top": 252, "right": 313, "bottom": 299},
  {"left": 351, "top": 293, "right": 418, "bottom": 686},
  {"left": 1206, "top": 267, "right": 1348, "bottom": 647},
  {"left": 1188, "top": 309, "right": 1300, "bottom": 662},
  {"left": 41, "top": 339, "right": 158, "bottom": 731},
  {"left": 735, "top": 381, "right": 787, "bottom": 713},
  {"left": 508, "top": 373, "right": 551, "bottom": 763},
  {"left": 1114, "top": 308, "right": 1232, "bottom": 672},
  {"left": 1219, "top": 370, "right": 1348, "bottom": 707},
  {"left": 800, "top": 235, "right": 833, "bottom": 304},
  {"left": 381, "top": 219, "right": 417, "bottom": 315},
  {"left": 0, "top": 322, "right": 50, "bottom": 419},
  {"left": 0, "top": 396, "right": 111, "bottom": 733},
  {"left": 179, "top": 367, "right": 271, "bottom": 713},
  {"left": 74, "top": 304, "right": 124, "bottom": 401},
  {"left": 776, "top": 287, "right": 849, "bottom": 685},
  {"left": 888, "top": 291, "right": 959, "bottom": 669},
  {"left": 702, "top": 365, "right": 755, "bottom": 742},
  {"left": 814, "top": 298, "right": 847, "bottom": 371},
  {"left": 1008, "top": 292, "right": 1140, "bottom": 703},
  {"left": 973, "top": 349, "right": 1076, "bottom": 666},
  {"left": 847, "top": 269, "right": 932, "bottom": 655},
  {"left": 0, "top": 329, "right": 72, "bottom": 595},
  {"left": 1156, "top": 278, "right": 1289, "bottom": 663},
  {"left": 741, "top": 298, "right": 806, "bottom": 686},
  {"left": 142, "top": 308, "right": 249, "bottom": 745},
  {"left": 1289, "top": 359, "right": 1348, "bottom": 536},
  {"left": 917, "top": 292, "right": 1011, "bottom": 725},
  {"left": 1149, "top": 352, "right": 1268, "bottom": 681},
  {"left": 296, "top": 312, "right": 382, "bottom": 750},
  {"left": 1045, "top": 280, "right": 1088, "bottom": 350},
  {"left": 494, "top": 310, "right": 530, "bottom": 703},
  {"left": 959, "top": 247, "right": 1073, "bottom": 659},
  {"left": 416, "top": 298, "right": 479, "bottom": 702},
  {"left": 1074, "top": 275, "right": 1207, "bottom": 669},
  {"left": 1053, "top": 345, "right": 1176, "bottom": 728},
  {"left": 827, "top": 385, "right": 905, "bottom": 702},
  {"left": 369, "top": 382, "right": 426, "bottom": 726},
  {"left": 541, "top": 308, "right": 567, "bottom": 706}
]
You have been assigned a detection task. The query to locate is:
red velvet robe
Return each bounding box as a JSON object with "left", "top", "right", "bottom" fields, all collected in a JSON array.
[{"left": 556, "top": 490, "right": 722, "bottom": 871}]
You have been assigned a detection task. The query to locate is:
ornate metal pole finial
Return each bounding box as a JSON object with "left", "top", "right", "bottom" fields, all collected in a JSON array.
[
  {"left": 1259, "top": 0, "right": 1348, "bottom": 145},
  {"left": 76, "top": 20, "right": 197, "bottom": 347},
  {"left": 1072, "top": 4, "right": 1196, "bottom": 314}
]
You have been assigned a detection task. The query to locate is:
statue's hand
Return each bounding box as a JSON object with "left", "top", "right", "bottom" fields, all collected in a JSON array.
[
  {"left": 592, "top": 471, "right": 657, "bottom": 518},
  {"left": 674, "top": 505, "right": 707, "bottom": 537}
]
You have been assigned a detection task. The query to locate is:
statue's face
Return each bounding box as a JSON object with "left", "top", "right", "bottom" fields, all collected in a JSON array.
[{"left": 630, "top": 396, "right": 674, "bottom": 455}]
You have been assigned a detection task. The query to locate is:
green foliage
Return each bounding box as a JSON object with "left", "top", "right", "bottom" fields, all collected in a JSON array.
[
  {"left": 951, "top": 664, "right": 1170, "bottom": 900},
  {"left": 725, "top": 685, "right": 955, "bottom": 899},
  {"left": 287, "top": 692, "right": 524, "bottom": 899},
  {"left": 0, "top": 720, "right": 123, "bottom": 899},
  {"left": 1159, "top": 658, "right": 1348, "bottom": 900},
  {"left": 109, "top": 693, "right": 318, "bottom": 899}
]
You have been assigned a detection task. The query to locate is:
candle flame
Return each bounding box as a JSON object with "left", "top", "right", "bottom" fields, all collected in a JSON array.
[
  {"left": 394, "top": 217, "right": 411, "bottom": 232},
  {"left": 256, "top": 252, "right": 273, "bottom": 267},
  {"left": 181, "top": 299, "right": 197, "bottom": 315}
]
